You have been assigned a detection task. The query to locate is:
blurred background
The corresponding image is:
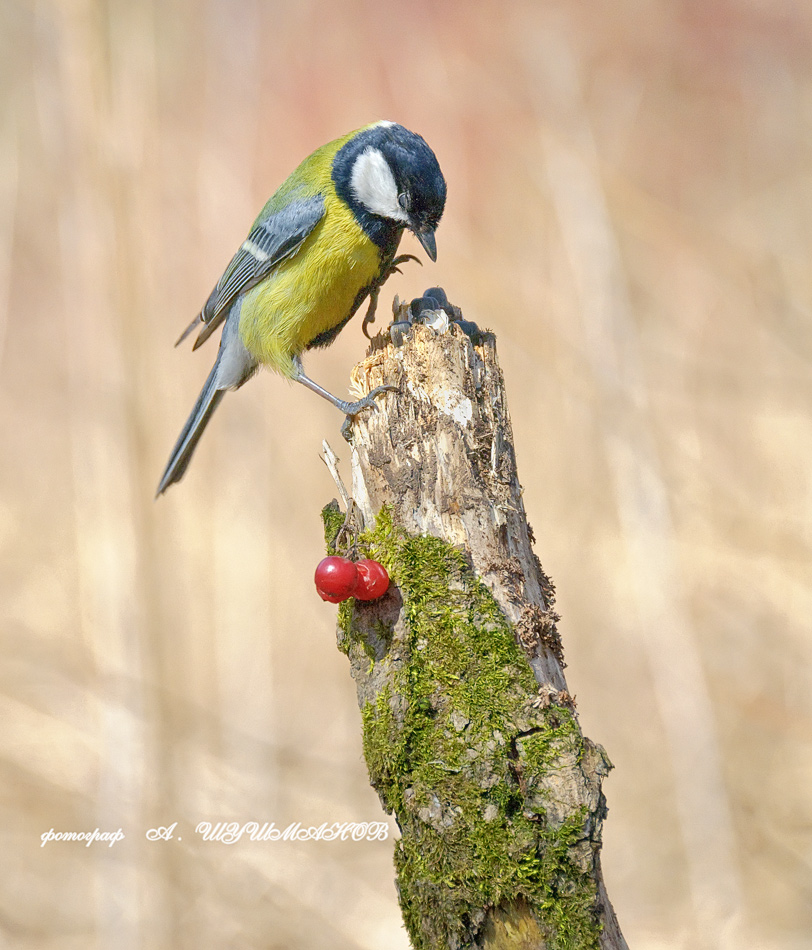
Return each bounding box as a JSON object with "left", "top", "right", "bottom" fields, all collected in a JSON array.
[{"left": 1, "top": 0, "right": 810, "bottom": 947}]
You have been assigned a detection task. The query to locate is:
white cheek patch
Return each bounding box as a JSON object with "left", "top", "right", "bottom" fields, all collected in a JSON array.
[{"left": 350, "top": 147, "right": 409, "bottom": 223}]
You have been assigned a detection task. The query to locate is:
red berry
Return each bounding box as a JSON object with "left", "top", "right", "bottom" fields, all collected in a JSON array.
[
  {"left": 316, "top": 588, "right": 345, "bottom": 603},
  {"left": 353, "top": 559, "right": 390, "bottom": 601},
  {"left": 315, "top": 556, "right": 358, "bottom": 601}
]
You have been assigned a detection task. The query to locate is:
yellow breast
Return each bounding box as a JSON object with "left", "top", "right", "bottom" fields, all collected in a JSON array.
[{"left": 239, "top": 192, "right": 383, "bottom": 379}]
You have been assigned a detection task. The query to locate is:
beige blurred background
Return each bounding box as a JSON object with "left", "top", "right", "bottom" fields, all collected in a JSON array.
[{"left": 1, "top": 0, "right": 810, "bottom": 947}]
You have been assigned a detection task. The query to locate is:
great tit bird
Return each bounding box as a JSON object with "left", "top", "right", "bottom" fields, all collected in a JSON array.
[{"left": 156, "top": 121, "right": 446, "bottom": 495}]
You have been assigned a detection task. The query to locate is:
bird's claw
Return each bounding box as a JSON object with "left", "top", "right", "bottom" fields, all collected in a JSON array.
[
  {"left": 363, "top": 255, "right": 424, "bottom": 339},
  {"left": 362, "top": 288, "right": 381, "bottom": 339},
  {"left": 342, "top": 383, "right": 398, "bottom": 417},
  {"left": 340, "top": 384, "right": 397, "bottom": 441},
  {"left": 393, "top": 253, "right": 421, "bottom": 268},
  {"left": 385, "top": 254, "right": 421, "bottom": 280}
]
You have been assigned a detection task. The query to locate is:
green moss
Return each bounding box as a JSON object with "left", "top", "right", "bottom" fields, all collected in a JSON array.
[
  {"left": 328, "top": 506, "right": 603, "bottom": 950},
  {"left": 321, "top": 500, "right": 345, "bottom": 553},
  {"left": 335, "top": 599, "right": 354, "bottom": 654}
]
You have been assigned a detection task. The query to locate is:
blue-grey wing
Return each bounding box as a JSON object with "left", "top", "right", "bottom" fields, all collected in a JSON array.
[{"left": 176, "top": 194, "right": 325, "bottom": 350}]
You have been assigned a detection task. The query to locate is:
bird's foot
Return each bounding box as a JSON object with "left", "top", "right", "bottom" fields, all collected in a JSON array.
[
  {"left": 339, "top": 384, "right": 398, "bottom": 440},
  {"left": 338, "top": 383, "right": 399, "bottom": 417},
  {"left": 362, "top": 255, "right": 423, "bottom": 339},
  {"left": 387, "top": 253, "right": 421, "bottom": 278},
  {"left": 362, "top": 287, "right": 381, "bottom": 339}
]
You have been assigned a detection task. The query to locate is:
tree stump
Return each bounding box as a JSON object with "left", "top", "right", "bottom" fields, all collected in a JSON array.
[{"left": 322, "top": 318, "right": 627, "bottom": 950}]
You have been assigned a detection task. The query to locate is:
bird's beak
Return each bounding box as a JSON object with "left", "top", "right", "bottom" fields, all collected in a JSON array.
[{"left": 414, "top": 227, "right": 437, "bottom": 262}]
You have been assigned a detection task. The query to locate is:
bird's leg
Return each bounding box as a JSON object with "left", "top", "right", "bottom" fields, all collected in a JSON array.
[
  {"left": 361, "top": 286, "right": 381, "bottom": 340},
  {"left": 292, "top": 356, "right": 397, "bottom": 416},
  {"left": 361, "top": 254, "right": 423, "bottom": 338}
]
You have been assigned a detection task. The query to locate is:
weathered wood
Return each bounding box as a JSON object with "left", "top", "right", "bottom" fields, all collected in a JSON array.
[{"left": 327, "top": 320, "right": 627, "bottom": 950}]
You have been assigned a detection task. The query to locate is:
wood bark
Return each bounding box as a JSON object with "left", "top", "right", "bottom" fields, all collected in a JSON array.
[{"left": 331, "top": 319, "right": 627, "bottom": 950}]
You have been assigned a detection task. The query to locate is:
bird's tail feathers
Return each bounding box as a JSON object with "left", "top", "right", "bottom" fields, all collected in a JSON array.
[
  {"left": 175, "top": 312, "right": 203, "bottom": 347},
  {"left": 156, "top": 367, "right": 226, "bottom": 496}
]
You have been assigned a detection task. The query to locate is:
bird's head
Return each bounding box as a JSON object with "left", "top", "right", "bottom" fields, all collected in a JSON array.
[{"left": 335, "top": 122, "right": 446, "bottom": 260}]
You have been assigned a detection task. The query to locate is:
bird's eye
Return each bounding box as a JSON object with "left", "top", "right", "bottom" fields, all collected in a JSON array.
[{"left": 398, "top": 193, "right": 411, "bottom": 212}]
